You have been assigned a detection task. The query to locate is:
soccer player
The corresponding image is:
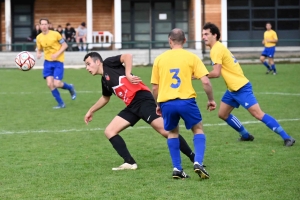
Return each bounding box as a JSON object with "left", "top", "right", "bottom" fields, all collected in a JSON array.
[
  {"left": 260, "top": 22, "right": 278, "bottom": 75},
  {"left": 202, "top": 22, "right": 295, "bottom": 147},
  {"left": 83, "top": 52, "right": 196, "bottom": 170},
  {"left": 151, "top": 28, "right": 216, "bottom": 179},
  {"left": 36, "top": 18, "right": 76, "bottom": 109}
]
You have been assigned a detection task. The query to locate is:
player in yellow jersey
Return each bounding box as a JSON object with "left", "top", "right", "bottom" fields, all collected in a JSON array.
[
  {"left": 36, "top": 18, "right": 76, "bottom": 109},
  {"left": 260, "top": 22, "right": 278, "bottom": 75},
  {"left": 202, "top": 22, "right": 295, "bottom": 147},
  {"left": 151, "top": 28, "right": 216, "bottom": 179}
]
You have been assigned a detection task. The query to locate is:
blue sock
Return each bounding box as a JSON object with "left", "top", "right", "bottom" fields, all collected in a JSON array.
[
  {"left": 225, "top": 114, "right": 250, "bottom": 138},
  {"left": 193, "top": 134, "right": 206, "bottom": 165},
  {"left": 62, "top": 82, "right": 72, "bottom": 90},
  {"left": 263, "top": 61, "right": 271, "bottom": 70},
  {"left": 261, "top": 114, "right": 290, "bottom": 140},
  {"left": 167, "top": 138, "right": 182, "bottom": 170},
  {"left": 51, "top": 89, "right": 64, "bottom": 105},
  {"left": 271, "top": 64, "right": 276, "bottom": 73}
]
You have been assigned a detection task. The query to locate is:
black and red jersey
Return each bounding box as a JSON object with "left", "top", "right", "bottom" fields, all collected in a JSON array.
[{"left": 101, "top": 55, "right": 150, "bottom": 106}]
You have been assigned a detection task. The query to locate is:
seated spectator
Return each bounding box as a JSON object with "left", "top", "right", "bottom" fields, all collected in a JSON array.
[
  {"left": 56, "top": 25, "right": 65, "bottom": 38},
  {"left": 64, "top": 23, "right": 76, "bottom": 43},
  {"left": 75, "top": 22, "right": 87, "bottom": 51},
  {"left": 49, "top": 22, "right": 54, "bottom": 30},
  {"left": 28, "top": 24, "right": 41, "bottom": 42}
]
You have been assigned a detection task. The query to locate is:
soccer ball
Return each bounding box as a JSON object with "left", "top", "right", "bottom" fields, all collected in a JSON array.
[{"left": 15, "top": 51, "right": 35, "bottom": 71}]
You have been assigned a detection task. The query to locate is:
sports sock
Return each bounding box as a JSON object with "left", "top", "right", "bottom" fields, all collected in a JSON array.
[
  {"left": 263, "top": 61, "right": 271, "bottom": 70},
  {"left": 261, "top": 114, "right": 290, "bottom": 140},
  {"left": 109, "top": 135, "right": 136, "bottom": 164},
  {"left": 225, "top": 114, "right": 250, "bottom": 138},
  {"left": 167, "top": 138, "right": 182, "bottom": 170},
  {"left": 193, "top": 134, "right": 206, "bottom": 165},
  {"left": 271, "top": 64, "right": 276, "bottom": 73},
  {"left": 51, "top": 89, "right": 64, "bottom": 105},
  {"left": 178, "top": 134, "right": 194, "bottom": 162},
  {"left": 62, "top": 82, "right": 72, "bottom": 90}
]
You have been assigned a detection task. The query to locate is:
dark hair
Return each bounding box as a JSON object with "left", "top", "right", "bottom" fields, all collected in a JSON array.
[
  {"left": 66, "top": 23, "right": 71, "bottom": 26},
  {"left": 266, "top": 22, "right": 272, "bottom": 26},
  {"left": 39, "top": 18, "right": 49, "bottom": 24},
  {"left": 168, "top": 28, "right": 185, "bottom": 44},
  {"left": 81, "top": 22, "right": 86, "bottom": 27},
  {"left": 83, "top": 52, "right": 103, "bottom": 63},
  {"left": 203, "top": 22, "right": 221, "bottom": 41}
]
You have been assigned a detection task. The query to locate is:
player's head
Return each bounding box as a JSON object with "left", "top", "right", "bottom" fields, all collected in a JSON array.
[
  {"left": 83, "top": 52, "right": 103, "bottom": 75},
  {"left": 266, "top": 22, "right": 272, "bottom": 30},
  {"left": 168, "top": 28, "right": 186, "bottom": 48},
  {"left": 39, "top": 18, "right": 49, "bottom": 33},
  {"left": 202, "top": 22, "right": 220, "bottom": 47}
]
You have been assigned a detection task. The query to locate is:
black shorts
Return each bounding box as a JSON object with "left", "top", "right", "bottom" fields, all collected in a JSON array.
[{"left": 118, "top": 90, "right": 160, "bottom": 126}]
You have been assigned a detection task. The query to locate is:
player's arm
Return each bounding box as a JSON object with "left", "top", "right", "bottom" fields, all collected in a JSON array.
[
  {"left": 207, "top": 64, "right": 222, "bottom": 78},
  {"left": 152, "top": 84, "right": 159, "bottom": 104},
  {"left": 36, "top": 39, "right": 43, "bottom": 59},
  {"left": 200, "top": 76, "right": 216, "bottom": 111},
  {"left": 84, "top": 95, "right": 111, "bottom": 124},
  {"left": 120, "top": 54, "right": 141, "bottom": 84}
]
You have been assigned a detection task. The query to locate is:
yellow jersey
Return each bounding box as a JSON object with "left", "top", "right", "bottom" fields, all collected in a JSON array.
[
  {"left": 210, "top": 41, "right": 249, "bottom": 91},
  {"left": 264, "top": 30, "right": 278, "bottom": 47},
  {"left": 151, "top": 48, "right": 208, "bottom": 103},
  {"left": 36, "top": 30, "right": 65, "bottom": 62}
]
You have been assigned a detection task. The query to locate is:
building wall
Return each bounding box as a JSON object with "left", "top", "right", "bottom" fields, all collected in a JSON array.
[
  {"left": 204, "top": 0, "right": 222, "bottom": 39},
  {"left": 189, "top": 0, "right": 195, "bottom": 43},
  {"left": 0, "top": 0, "right": 114, "bottom": 44}
]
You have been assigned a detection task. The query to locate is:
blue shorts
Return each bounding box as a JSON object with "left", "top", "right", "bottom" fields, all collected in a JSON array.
[
  {"left": 160, "top": 98, "right": 202, "bottom": 131},
  {"left": 221, "top": 82, "right": 258, "bottom": 109},
  {"left": 43, "top": 60, "right": 64, "bottom": 80},
  {"left": 261, "top": 46, "right": 275, "bottom": 58}
]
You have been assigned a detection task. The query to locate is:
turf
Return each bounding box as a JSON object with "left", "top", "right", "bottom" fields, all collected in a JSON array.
[{"left": 0, "top": 64, "right": 299, "bottom": 199}]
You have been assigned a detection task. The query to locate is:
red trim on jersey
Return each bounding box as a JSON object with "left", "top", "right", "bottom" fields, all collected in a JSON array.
[{"left": 112, "top": 76, "right": 150, "bottom": 105}]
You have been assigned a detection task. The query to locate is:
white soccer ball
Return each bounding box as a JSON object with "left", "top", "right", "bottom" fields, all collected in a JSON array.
[{"left": 15, "top": 51, "right": 35, "bottom": 71}]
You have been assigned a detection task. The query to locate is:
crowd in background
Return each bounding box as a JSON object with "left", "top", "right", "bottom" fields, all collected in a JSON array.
[{"left": 28, "top": 22, "right": 87, "bottom": 51}]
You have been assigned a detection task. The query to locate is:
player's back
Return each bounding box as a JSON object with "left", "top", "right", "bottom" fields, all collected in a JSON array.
[{"left": 152, "top": 49, "right": 208, "bottom": 103}]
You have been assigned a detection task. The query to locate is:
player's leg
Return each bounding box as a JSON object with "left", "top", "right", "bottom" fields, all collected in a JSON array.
[
  {"left": 179, "top": 98, "right": 209, "bottom": 179},
  {"left": 160, "top": 100, "right": 189, "bottom": 179},
  {"left": 260, "top": 49, "right": 272, "bottom": 73},
  {"left": 247, "top": 102, "right": 295, "bottom": 146},
  {"left": 268, "top": 47, "right": 276, "bottom": 74},
  {"left": 43, "top": 61, "right": 65, "bottom": 108},
  {"left": 53, "top": 61, "right": 76, "bottom": 100},
  {"left": 106, "top": 111, "right": 138, "bottom": 170},
  {"left": 219, "top": 90, "right": 253, "bottom": 141},
  {"left": 139, "top": 97, "right": 195, "bottom": 162}
]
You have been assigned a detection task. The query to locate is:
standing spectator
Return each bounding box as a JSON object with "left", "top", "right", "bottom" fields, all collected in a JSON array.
[
  {"left": 64, "top": 23, "right": 76, "bottom": 51},
  {"left": 28, "top": 24, "right": 41, "bottom": 42},
  {"left": 260, "top": 22, "right": 278, "bottom": 75},
  {"left": 76, "top": 22, "right": 87, "bottom": 51}
]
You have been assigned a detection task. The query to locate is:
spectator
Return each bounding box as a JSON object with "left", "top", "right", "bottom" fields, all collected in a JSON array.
[
  {"left": 64, "top": 23, "right": 76, "bottom": 51},
  {"left": 75, "top": 22, "right": 87, "bottom": 51},
  {"left": 56, "top": 25, "right": 65, "bottom": 38},
  {"left": 28, "top": 24, "right": 41, "bottom": 42},
  {"left": 49, "top": 22, "right": 54, "bottom": 30}
]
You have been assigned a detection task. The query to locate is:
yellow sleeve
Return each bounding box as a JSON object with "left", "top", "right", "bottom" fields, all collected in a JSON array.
[
  {"left": 151, "top": 58, "right": 159, "bottom": 84},
  {"left": 211, "top": 47, "right": 223, "bottom": 65},
  {"left": 273, "top": 31, "right": 278, "bottom": 40},
  {"left": 193, "top": 57, "right": 209, "bottom": 79}
]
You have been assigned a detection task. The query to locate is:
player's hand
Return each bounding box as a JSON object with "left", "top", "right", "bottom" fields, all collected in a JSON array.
[
  {"left": 207, "top": 100, "right": 217, "bottom": 111},
  {"left": 156, "top": 106, "right": 162, "bottom": 116},
  {"left": 51, "top": 53, "right": 59, "bottom": 61},
  {"left": 84, "top": 111, "right": 93, "bottom": 125},
  {"left": 36, "top": 52, "right": 42, "bottom": 59},
  {"left": 126, "top": 74, "right": 142, "bottom": 84}
]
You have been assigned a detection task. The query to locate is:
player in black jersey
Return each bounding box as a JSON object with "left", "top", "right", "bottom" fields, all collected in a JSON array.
[{"left": 83, "top": 52, "right": 196, "bottom": 170}]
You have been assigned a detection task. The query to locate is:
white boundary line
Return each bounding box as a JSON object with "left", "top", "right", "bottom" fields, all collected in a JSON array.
[
  {"left": 0, "top": 118, "right": 299, "bottom": 135},
  {"left": 0, "top": 91, "right": 299, "bottom": 96}
]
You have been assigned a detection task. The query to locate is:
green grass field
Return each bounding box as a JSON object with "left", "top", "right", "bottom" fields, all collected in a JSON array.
[{"left": 0, "top": 64, "right": 299, "bottom": 199}]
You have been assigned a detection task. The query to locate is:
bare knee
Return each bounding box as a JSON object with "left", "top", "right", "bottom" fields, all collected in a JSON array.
[
  {"left": 53, "top": 80, "right": 63, "bottom": 88},
  {"left": 259, "top": 56, "right": 265, "bottom": 63},
  {"left": 218, "top": 112, "right": 229, "bottom": 121},
  {"left": 104, "top": 127, "right": 117, "bottom": 139}
]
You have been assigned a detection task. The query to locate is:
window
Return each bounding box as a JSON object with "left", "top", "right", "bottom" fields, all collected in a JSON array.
[{"left": 228, "top": 10, "right": 249, "bottom": 19}]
